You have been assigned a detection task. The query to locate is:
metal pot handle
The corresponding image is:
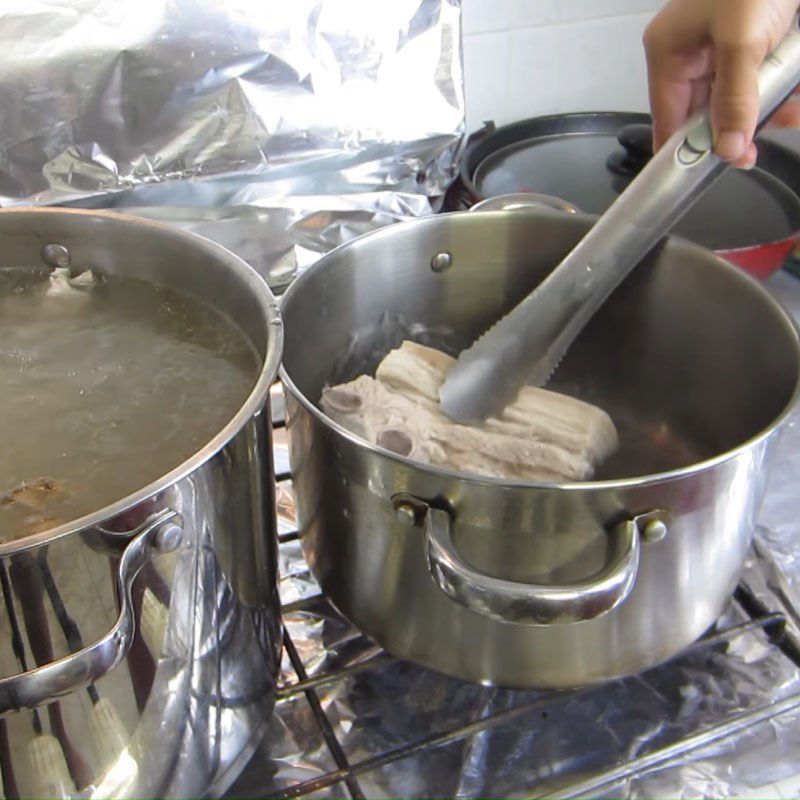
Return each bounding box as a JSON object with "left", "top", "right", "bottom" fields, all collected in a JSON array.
[
  {"left": 424, "top": 507, "right": 640, "bottom": 625},
  {"left": 0, "top": 509, "right": 183, "bottom": 714}
]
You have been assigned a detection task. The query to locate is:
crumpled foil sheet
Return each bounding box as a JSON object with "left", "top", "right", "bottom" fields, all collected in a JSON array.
[
  {"left": 0, "top": 0, "right": 464, "bottom": 289},
  {"left": 228, "top": 275, "right": 800, "bottom": 799},
  {"left": 229, "top": 542, "right": 800, "bottom": 800}
]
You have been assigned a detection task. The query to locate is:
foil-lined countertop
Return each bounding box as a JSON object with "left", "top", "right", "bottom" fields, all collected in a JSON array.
[
  {"left": 225, "top": 269, "right": 800, "bottom": 800},
  {"left": 0, "top": 0, "right": 464, "bottom": 290}
]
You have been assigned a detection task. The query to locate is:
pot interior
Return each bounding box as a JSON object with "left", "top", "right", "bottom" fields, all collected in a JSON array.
[
  {"left": 0, "top": 209, "right": 280, "bottom": 544},
  {"left": 281, "top": 209, "right": 800, "bottom": 482}
]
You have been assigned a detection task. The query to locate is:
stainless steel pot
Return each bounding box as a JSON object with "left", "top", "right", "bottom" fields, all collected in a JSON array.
[
  {"left": 281, "top": 209, "right": 800, "bottom": 689},
  {"left": 0, "top": 209, "right": 283, "bottom": 797}
]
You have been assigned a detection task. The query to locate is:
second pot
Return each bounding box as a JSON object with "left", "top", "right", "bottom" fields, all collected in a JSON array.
[
  {"left": 281, "top": 209, "right": 800, "bottom": 689},
  {"left": 0, "top": 209, "right": 283, "bottom": 797}
]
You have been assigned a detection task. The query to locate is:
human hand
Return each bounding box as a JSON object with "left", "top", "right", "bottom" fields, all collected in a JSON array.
[{"left": 644, "top": 0, "right": 800, "bottom": 168}]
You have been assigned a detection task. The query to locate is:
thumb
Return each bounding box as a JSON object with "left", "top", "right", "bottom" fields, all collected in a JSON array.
[{"left": 711, "top": 38, "right": 765, "bottom": 161}]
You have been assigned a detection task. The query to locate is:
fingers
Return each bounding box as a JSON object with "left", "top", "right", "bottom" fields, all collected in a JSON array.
[
  {"left": 643, "top": 8, "right": 710, "bottom": 151},
  {"left": 689, "top": 77, "right": 712, "bottom": 117},
  {"left": 710, "top": 36, "right": 767, "bottom": 160},
  {"left": 733, "top": 142, "right": 758, "bottom": 170},
  {"left": 643, "top": 0, "right": 797, "bottom": 161},
  {"left": 647, "top": 71, "right": 694, "bottom": 152}
]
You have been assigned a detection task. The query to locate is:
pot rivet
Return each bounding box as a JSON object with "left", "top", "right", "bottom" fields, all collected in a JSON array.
[
  {"left": 41, "top": 243, "right": 71, "bottom": 270},
  {"left": 155, "top": 522, "right": 183, "bottom": 552},
  {"left": 430, "top": 251, "right": 453, "bottom": 273},
  {"left": 642, "top": 519, "right": 668, "bottom": 543},
  {"left": 395, "top": 502, "right": 418, "bottom": 527}
]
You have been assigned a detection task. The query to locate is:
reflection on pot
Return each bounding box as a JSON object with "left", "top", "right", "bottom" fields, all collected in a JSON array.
[{"left": 0, "top": 209, "right": 284, "bottom": 798}]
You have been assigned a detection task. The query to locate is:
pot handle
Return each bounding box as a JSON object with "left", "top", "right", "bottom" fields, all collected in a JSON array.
[
  {"left": 424, "top": 508, "right": 640, "bottom": 625},
  {"left": 0, "top": 510, "right": 182, "bottom": 714}
]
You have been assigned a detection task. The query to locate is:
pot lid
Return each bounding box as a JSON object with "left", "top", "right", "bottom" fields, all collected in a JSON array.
[{"left": 464, "top": 112, "right": 800, "bottom": 251}]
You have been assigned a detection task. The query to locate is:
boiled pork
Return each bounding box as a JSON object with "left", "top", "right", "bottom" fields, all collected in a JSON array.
[{"left": 321, "top": 341, "right": 617, "bottom": 481}]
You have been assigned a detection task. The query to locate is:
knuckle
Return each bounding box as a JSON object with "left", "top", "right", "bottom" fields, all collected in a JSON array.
[
  {"left": 715, "top": 96, "right": 757, "bottom": 115},
  {"left": 715, "top": 33, "right": 768, "bottom": 61},
  {"left": 642, "top": 18, "right": 666, "bottom": 53},
  {"left": 713, "top": 94, "right": 758, "bottom": 127}
]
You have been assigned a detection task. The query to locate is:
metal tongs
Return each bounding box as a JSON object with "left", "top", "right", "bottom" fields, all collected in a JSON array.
[{"left": 439, "top": 18, "right": 800, "bottom": 423}]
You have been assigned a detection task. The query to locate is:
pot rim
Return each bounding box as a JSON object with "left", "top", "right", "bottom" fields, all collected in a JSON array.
[
  {"left": 279, "top": 212, "right": 800, "bottom": 493},
  {"left": 458, "top": 112, "right": 652, "bottom": 203},
  {"left": 0, "top": 207, "right": 283, "bottom": 557}
]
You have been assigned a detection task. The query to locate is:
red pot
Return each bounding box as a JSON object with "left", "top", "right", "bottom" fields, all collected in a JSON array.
[{"left": 445, "top": 112, "right": 800, "bottom": 280}]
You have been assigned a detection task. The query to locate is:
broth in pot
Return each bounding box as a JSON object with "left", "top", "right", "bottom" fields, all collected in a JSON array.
[{"left": 0, "top": 267, "right": 258, "bottom": 541}]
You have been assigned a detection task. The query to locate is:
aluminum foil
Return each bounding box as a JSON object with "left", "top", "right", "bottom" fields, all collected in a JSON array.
[
  {"left": 227, "top": 541, "right": 800, "bottom": 800},
  {"left": 0, "top": 0, "right": 464, "bottom": 289},
  {"left": 752, "top": 272, "right": 800, "bottom": 629}
]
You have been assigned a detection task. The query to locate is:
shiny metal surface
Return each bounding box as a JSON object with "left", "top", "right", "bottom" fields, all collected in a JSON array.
[
  {"left": 425, "top": 505, "right": 641, "bottom": 625},
  {"left": 280, "top": 209, "right": 800, "bottom": 688},
  {"left": 0, "top": 0, "right": 464, "bottom": 290},
  {"left": 0, "top": 209, "right": 283, "bottom": 797},
  {"left": 439, "top": 20, "right": 800, "bottom": 422},
  {"left": 0, "top": 512, "right": 181, "bottom": 713},
  {"left": 470, "top": 192, "right": 579, "bottom": 214}
]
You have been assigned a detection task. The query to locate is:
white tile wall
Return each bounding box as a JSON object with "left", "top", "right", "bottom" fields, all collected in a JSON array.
[{"left": 462, "top": 0, "right": 663, "bottom": 132}]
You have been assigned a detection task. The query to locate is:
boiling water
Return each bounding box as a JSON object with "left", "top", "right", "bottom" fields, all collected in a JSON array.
[{"left": 0, "top": 269, "right": 259, "bottom": 542}]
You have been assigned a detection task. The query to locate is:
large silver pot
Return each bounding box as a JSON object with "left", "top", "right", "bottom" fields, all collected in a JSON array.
[
  {"left": 0, "top": 209, "right": 282, "bottom": 797},
  {"left": 281, "top": 209, "right": 800, "bottom": 689}
]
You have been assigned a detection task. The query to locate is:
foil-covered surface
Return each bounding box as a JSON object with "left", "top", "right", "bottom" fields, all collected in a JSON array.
[
  {"left": 753, "top": 272, "right": 800, "bottom": 634},
  {"left": 227, "top": 272, "right": 800, "bottom": 799},
  {"left": 0, "top": 0, "right": 464, "bottom": 289},
  {"left": 230, "top": 539, "right": 800, "bottom": 800}
]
